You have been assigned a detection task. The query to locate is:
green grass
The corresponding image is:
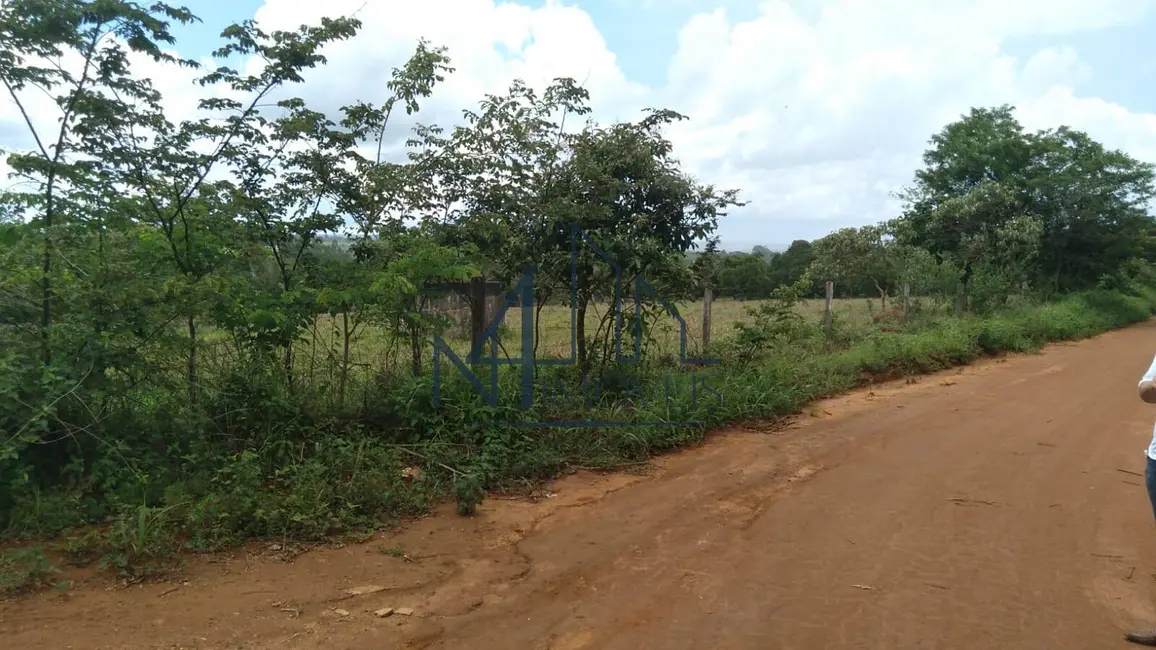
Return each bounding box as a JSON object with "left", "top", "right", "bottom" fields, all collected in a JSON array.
[
  {"left": 2, "top": 288, "right": 1154, "bottom": 591},
  {"left": 251, "top": 296, "right": 916, "bottom": 392}
]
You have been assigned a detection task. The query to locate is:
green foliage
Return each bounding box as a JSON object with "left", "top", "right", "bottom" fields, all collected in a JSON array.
[
  {"left": 0, "top": 545, "right": 61, "bottom": 594},
  {"left": 453, "top": 474, "right": 485, "bottom": 516},
  {"left": 99, "top": 501, "right": 182, "bottom": 580},
  {"left": 729, "top": 275, "right": 812, "bottom": 363},
  {"left": 0, "top": 0, "right": 1155, "bottom": 596},
  {"left": 379, "top": 542, "right": 406, "bottom": 557},
  {"left": 688, "top": 240, "right": 823, "bottom": 301},
  {"left": 893, "top": 104, "right": 1155, "bottom": 294}
]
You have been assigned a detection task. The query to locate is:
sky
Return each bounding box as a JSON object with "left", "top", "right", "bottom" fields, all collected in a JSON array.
[{"left": 6, "top": 0, "right": 1156, "bottom": 252}]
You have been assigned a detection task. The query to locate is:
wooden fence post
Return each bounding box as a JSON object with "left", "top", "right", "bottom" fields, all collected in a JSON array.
[
  {"left": 469, "top": 276, "right": 486, "bottom": 356},
  {"left": 902, "top": 283, "right": 910, "bottom": 323},
  {"left": 824, "top": 281, "right": 834, "bottom": 336},
  {"left": 702, "top": 285, "right": 713, "bottom": 356}
]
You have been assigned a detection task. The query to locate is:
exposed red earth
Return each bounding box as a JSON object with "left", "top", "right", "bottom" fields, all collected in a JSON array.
[{"left": 6, "top": 321, "right": 1156, "bottom": 649}]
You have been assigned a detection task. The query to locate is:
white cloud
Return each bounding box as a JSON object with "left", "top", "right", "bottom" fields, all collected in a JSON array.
[
  {"left": 251, "top": 0, "right": 648, "bottom": 123},
  {"left": 1017, "top": 88, "right": 1156, "bottom": 163},
  {"left": 3, "top": 0, "right": 1155, "bottom": 244},
  {"left": 658, "top": 0, "right": 1156, "bottom": 238},
  {"left": 0, "top": 38, "right": 225, "bottom": 196}
]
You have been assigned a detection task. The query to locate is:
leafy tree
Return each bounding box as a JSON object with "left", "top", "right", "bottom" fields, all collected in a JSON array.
[
  {"left": 895, "top": 104, "right": 1156, "bottom": 296},
  {"left": 334, "top": 39, "right": 459, "bottom": 376},
  {"left": 893, "top": 245, "right": 959, "bottom": 306},
  {"left": 0, "top": 0, "right": 203, "bottom": 368},
  {"left": 716, "top": 253, "right": 774, "bottom": 299},
  {"left": 1026, "top": 126, "right": 1155, "bottom": 291},
  {"left": 359, "top": 229, "right": 476, "bottom": 376},
  {"left": 810, "top": 226, "right": 900, "bottom": 307},
  {"left": 768, "top": 239, "right": 815, "bottom": 292},
  {"left": 438, "top": 77, "right": 591, "bottom": 359},
  {"left": 0, "top": 0, "right": 210, "bottom": 501},
  {"left": 549, "top": 109, "right": 742, "bottom": 369},
  {"left": 337, "top": 38, "right": 455, "bottom": 240},
  {"left": 751, "top": 245, "right": 776, "bottom": 263}
]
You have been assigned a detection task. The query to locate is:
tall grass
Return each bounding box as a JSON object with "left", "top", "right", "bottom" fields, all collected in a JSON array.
[{"left": 3, "top": 287, "right": 1155, "bottom": 589}]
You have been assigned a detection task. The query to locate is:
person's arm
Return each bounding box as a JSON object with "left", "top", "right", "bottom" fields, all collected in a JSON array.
[{"left": 1139, "top": 355, "right": 1156, "bottom": 403}]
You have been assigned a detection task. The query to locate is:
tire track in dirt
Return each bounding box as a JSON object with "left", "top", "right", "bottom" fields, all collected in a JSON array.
[{"left": 5, "top": 322, "right": 1156, "bottom": 649}]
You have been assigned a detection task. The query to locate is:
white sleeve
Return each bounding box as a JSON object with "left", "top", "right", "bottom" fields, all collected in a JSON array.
[{"left": 1141, "top": 355, "right": 1156, "bottom": 385}]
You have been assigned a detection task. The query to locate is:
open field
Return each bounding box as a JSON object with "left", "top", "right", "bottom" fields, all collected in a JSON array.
[
  {"left": 512, "top": 297, "right": 896, "bottom": 357},
  {"left": 4, "top": 318, "right": 1154, "bottom": 649},
  {"left": 270, "top": 297, "right": 932, "bottom": 378},
  {"left": 4, "top": 8, "right": 1155, "bottom": 649}
]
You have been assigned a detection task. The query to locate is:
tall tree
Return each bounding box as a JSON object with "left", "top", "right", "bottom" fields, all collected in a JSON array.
[
  {"left": 101, "top": 14, "right": 362, "bottom": 398},
  {"left": 716, "top": 253, "right": 774, "bottom": 299},
  {"left": 894, "top": 104, "right": 1155, "bottom": 294},
  {"left": 768, "top": 239, "right": 815, "bottom": 291},
  {"left": 335, "top": 39, "right": 459, "bottom": 376},
  {"left": 0, "top": 0, "right": 199, "bottom": 367},
  {"left": 550, "top": 109, "right": 742, "bottom": 368},
  {"left": 810, "top": 225, "right": 899, "bottom": 307}
]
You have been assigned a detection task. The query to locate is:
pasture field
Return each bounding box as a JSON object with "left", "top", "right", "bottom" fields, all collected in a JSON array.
[{"left": 265, "top": 297, "right": 927, "bottom": 379}]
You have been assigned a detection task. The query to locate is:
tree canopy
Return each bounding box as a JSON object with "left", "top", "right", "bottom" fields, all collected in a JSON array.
[
  {"left": 0, "top": 1, "right": 1153, "bottom": 562},
  {"left": 891, "top": 104, "right": 1156, "bottom": 295}
]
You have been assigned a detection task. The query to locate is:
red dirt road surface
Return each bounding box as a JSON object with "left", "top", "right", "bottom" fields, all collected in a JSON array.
[{"left": 7, "top": 322, "right": 1156, "bottom": 649}]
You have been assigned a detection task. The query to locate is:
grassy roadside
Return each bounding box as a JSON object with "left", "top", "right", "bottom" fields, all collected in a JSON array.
[{"left": 3, "top": 287, "right": 1155, "bottom": 594}]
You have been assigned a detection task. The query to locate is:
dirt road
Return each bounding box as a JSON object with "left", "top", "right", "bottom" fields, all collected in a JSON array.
[{"left": 7, "top": 322, "right": 1156, "bottom": 649}]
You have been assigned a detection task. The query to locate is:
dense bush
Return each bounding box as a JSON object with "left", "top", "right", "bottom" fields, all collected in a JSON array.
[{"left": 2, "top": 1, "right": 1156, "bottom": 591}]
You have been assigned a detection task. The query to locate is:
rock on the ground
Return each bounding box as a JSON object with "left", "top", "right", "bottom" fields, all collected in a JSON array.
[
  {"left": 395, "top": 608, "right": 415, "bottom": 616},
  {"left": 343, "top": 585, "right": 386, "bottom": 597},
  {"left": 374, "top": 607, "right": 394, "bottom": 618}
]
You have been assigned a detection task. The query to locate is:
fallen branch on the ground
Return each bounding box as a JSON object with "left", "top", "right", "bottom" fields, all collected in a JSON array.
[
  {"left": 396, "top": 446, "right": 465, "bottom": 477},
  {"left": 948, "top": 497, "right": 1000, "bottom": 507}
]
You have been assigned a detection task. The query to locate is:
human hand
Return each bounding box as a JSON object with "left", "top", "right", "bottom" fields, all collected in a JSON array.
[{"left": 1140, "top": 379, "right": 1156, "bottom": 404}]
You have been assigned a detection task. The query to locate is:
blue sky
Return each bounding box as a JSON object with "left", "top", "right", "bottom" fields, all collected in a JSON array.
[
  {"left": 173, "top": 0, "right": 1156, "bottom": 112},
  {"left": 11, "top": 0, "right": 1156, "bottom": 252}
]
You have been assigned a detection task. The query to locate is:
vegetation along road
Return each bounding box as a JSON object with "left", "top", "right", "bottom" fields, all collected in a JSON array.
[
  {"left": 4, "top": 323, "right": 1156, "bottom": 648},
  {"left": 5, "top": 2, "right": 1156, "bottom": 649}
]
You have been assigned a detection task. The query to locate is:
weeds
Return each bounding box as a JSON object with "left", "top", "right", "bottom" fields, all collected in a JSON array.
[
  {"left": 99, "top": 502, "right": 183, "bottom": 580},
  {"left": 0, "top": 546, "right": 62, "bottom": 595},
  {"left": 379, "top": 543, "right": 406, "bottom": 557},
  {"left": 1, "top": 287, "right": 1155, "bottom": 593}
]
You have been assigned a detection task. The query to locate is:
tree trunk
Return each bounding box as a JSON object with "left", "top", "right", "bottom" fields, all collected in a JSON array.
[
  {"left": 410, "top": 325, "right": 422, "bottom": 377},
  {"left": 92, "top": 220, "right": 107, "bottom": 383},
  {"left": 281, "top": 272, "right": 294, "bottom": 389},
  {"left": 871, "top": 278, "right": 887, "bottom": 311},
  {"left": 283, "top": 344, "right": 293, "bottom": 390},
  {"left": 308, "top": 317, "right": 318, "bottom": 390},
  {"left": 339, "top": 308, "right": 350, "bottom": 408},
  {"left": 187, "top": 314, "right": 198, "bottom": 405},
  {"left": 576, "top": 299, "right": 588, "bottom": 373},
  {"left": 40, "top": 217, "right": 52, "bottom": 365}
]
